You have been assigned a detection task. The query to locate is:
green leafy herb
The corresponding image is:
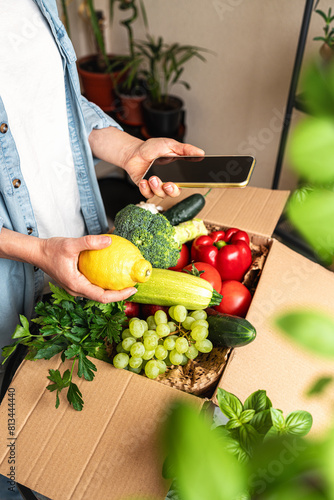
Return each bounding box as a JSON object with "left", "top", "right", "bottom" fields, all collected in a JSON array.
[
  {"left": 216, "top": 388, "right": 312, "bottom": 462},
  {"left": 1, "top": 284, "right": 126, "bottom": 411}
]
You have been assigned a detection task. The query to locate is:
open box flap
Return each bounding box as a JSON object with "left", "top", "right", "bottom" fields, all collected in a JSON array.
[
  {"left": 0, "top": 356, "right": 201, "bottom": 500},
  {"left": 150, "top": 187, "right": 290, "bottom": 238},
  {"left": 215, "top": 239, "right": 334, "bottom": 435}
]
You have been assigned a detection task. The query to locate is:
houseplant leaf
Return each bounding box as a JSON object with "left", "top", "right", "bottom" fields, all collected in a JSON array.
[
  {"left": 275, "top": 310, "right": 334, "bottom": 358},
  {"left": 288, "top": 116, "right": 334, "bottom": 184},
  {"left": 162, "top": 402, "right": 247, "bottom": 500},
  {"left": 287, "top": 188, "right": 334, "bottom": 264}
]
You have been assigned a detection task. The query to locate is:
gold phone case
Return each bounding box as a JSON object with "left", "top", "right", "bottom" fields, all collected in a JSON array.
[{"left": 143, "top": 155, "right": 256, "bottom": 188}]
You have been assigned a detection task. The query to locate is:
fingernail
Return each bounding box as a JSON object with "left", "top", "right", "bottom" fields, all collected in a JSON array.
[
  {"left": 164, "top": 184, "right": 174, "bottom": 194},
  {"left": 139, "top": 180, "right": 146, "bottom": 189},
  {"left": 101, "top": 236, "right": 111, "bottom": 245},
  {"left": 150, "top": 177, "right": 159, "bottom": 188}
]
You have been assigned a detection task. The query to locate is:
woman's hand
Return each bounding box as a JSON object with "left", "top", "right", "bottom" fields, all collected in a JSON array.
[
  {"left": 37, "top": 235, "right": 137, "bottom": 303},
  {"left": 123, "top": 137, "right": 205, "bottom": 199},
  {"left": 88, "top": 128, "right": 205, "bottom": 199}
]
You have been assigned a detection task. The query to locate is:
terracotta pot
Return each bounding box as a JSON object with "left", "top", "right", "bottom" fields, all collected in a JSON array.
[
  {"left": 142, "top": 95, "right": 184, "bottom": 138},
  {"left": 77, "top": 55, "right": 125, "bottom": 112},
  {"left": 116, "top": 85, "right": 147, "bottom": 127}
]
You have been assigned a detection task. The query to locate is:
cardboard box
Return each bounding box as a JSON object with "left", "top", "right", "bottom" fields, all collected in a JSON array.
[{"left": 1, "top": 187, "right": 334, "bottom": 500}]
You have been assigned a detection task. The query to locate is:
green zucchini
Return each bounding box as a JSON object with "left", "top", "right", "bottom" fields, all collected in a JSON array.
[
  {"left": 128, "top": 269, "right": 222, "bottom": 310},
  {"left": 207, "top": 312, "right": 256, "bottom": 348},
  {"left": 164, "top": 193, "right": 206, "bottom": 226}
]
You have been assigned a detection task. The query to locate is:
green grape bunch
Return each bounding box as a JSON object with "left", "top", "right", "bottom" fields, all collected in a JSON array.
[{"left": 112, "top": 305, "right": 213, "bottom": 380}]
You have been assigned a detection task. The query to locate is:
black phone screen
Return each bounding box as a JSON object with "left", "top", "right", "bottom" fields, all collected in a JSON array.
[{"left": 142, "top": 155, "right": 255, "bottom": 187}]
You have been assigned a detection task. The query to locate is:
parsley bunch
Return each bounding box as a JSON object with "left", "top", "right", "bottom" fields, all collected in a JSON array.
[{"left": 2, "top": 284, "right": 126, "bottom": 411}]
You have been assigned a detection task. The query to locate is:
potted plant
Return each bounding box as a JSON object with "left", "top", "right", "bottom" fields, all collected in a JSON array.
[
  {"left": 135, "top": 35, "right": 211, "bottom": 138},
  {"left": 313, "top": 5, "right": 334, "bottom": 61},
  {"left": 111, "top": 0, "right": 149, "bottom": 126},
  {"left": 75, "top": 0, "right": 146, "bottom": 113}
]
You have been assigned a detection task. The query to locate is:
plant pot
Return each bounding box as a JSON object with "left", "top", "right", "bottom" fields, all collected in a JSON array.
[
  {"left": 320, "top": 42, "right": 334, "bottom": 62},
  {"left": 116, "top": 83, "right": 147, "bottom": 127},
  {"left": 142, "top": 95, "right": 184, "bottom": 138},
  {"left": 77, "top": 55, "right": 125, "bottom": 112}
]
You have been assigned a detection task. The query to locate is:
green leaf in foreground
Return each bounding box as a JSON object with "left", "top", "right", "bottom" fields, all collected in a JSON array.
[
  {"left": 287, "top": 188, "right": 334, "bottom": 264},
  {"left": 162, "top": 402, "right": 247, "bottom": 500},
  {"left": 287, "top": 116, "right": 334, "bottom": 184},
  {"left": 275, "top": 310, "right": 334, "bottom": 358},
  {"left": 307, "top": 375, "right": 334, "bottom": 396}
]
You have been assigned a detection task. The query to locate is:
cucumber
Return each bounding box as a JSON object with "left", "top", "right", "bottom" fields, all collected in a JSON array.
[
  {"left": 128, "top": 268, "right": 222, "bottom": 310},
  {"left": 207, "top": 312, "right": 256, "bottom": 348},
  {"left": 164, "top": 193, "right": 206, "bottom": 226}
]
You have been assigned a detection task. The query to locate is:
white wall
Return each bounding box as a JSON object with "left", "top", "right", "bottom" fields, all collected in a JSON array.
[{"left": 62, "top": 0, "right": 331, "bottom": 190}]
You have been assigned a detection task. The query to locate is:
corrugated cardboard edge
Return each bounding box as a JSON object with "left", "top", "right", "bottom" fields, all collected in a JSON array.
[
  {"left": 214, "top": 239, "right": 334, "bottom": 436},
  {"left": 0, "top": 356, "right": 202, "bottom": 500},
  {"left": 149, "top": 186, "right": 289, "bottom": 237}
]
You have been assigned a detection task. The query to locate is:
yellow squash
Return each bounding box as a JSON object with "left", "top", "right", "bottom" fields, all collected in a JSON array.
[{"left": 78, "top": 234, "right": 152, "bottom": 290}]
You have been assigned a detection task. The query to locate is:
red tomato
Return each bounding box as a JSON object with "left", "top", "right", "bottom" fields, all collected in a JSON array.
[
  {"left": 182, "top": 262, "right": 222, "bottom": 293},
  {"left": 214, "top": 280, "right": 252, "bottom": 318},
  {"left": 169, "top": 244, "right": 190, "bottom": 271},
  {"left": 124, "top": 301, "right": 140, "bottom": 318}
]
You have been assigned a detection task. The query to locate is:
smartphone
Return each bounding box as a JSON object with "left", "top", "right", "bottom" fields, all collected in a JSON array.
[{"left": 142, "top": 155, "right": 255, "bottom": 188}]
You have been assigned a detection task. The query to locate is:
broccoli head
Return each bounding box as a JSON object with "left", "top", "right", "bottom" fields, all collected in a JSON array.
[{"left": 113, "top": 204, "right": 180, "bottom": 269}]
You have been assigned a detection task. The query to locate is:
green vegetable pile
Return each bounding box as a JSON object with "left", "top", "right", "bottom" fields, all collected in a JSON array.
[
  {"left": 1, "top": 284, "right": 126, "bottom": 411},
  {"left": 113, "top": 204, "right": 180, "bottom": 269}
]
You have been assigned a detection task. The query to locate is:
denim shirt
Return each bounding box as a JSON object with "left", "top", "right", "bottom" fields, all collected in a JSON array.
[{"left": 0, "top": 0, "right": 121, "bottom": 359}]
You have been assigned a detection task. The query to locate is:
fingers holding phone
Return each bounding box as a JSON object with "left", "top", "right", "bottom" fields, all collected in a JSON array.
[{"left": 139, "top": 176, "right": 181, "bottom": 199}]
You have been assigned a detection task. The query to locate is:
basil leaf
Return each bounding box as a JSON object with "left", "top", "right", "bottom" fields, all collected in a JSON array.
[
  {"left": 250, "top": 409, "right": 272, "bottom": 435},
  {"left": 238, "top": 424, "right": 259, "bottom": 457},
  {"left": 244, "top": 390, "right": 268, "bottom": 412},
  {"left": 263, "top": 426, "right": 280, "bottom": 441},
  {"left": 217, "top": 388, "right": 243, "bottom": 420},
  {"left": 285, "top": 411, "right": 313, "bottom": 436},
  {"left": 270, "top": 408, "right": 285, "bottom": 431},
  {"left": 226, "top": 417, "right": 242, "bottom": 430},
  {"left": 239, "top": 410, "right": 255, "bottom": 424},
  {"left": 276, "top": 309, "right": 334, "bottom": 358}
]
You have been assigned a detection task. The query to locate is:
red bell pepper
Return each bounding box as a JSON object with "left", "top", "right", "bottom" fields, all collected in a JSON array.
[
  {"left": 216, "top": 239, "right": 252, "bottom": 282},
  {"left": 191, "top": 228, "right": 252, "bottom": 281},
  {"left": 191, "top": 233, "right": 225, "bottom": 267},
  {"left": 224, "top": 227, "right": 250, "bottom": 245}
]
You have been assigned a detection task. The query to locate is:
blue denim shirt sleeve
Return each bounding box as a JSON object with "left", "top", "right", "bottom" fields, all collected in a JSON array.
[{"left": 80, "top": 95, "right": 123, "bottom": 136}]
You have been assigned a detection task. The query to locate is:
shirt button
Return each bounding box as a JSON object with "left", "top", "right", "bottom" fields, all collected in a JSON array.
[
  {"left": 27, "top": 227, "right": 33, "bottom": 235},
  {"left": 0, "top": 123, "right": 8, "bottom": 134},
  {"left": 12, "top": 179, "right": 21, "bottom": 188}
]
